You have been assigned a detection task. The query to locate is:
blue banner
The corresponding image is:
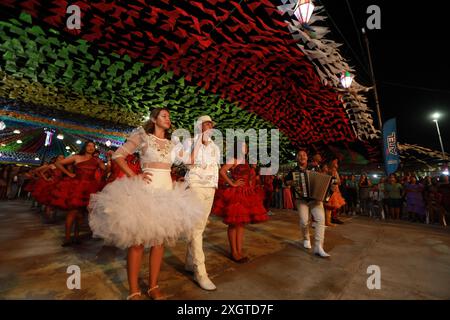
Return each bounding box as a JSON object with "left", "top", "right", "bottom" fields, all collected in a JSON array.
[{"left": 382, "top": 118, "right": 400, "bottom": 175}]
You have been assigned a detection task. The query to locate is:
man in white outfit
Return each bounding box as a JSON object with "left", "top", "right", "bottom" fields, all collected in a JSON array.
[
  {"left": 285, "top": 150, "right": 330, "bottom": 258},
  {"left": 180, "top": 115, "right": 220, "bottom": 290}
]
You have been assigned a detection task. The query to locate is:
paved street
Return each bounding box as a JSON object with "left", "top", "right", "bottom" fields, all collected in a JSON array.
[{"left": 1, "top": 200, "right": 449, "bottom": 300}]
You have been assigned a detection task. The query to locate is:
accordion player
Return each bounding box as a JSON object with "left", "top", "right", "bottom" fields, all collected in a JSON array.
[{"left": 292, "top": 169, "right": 334, "bottom": 202}]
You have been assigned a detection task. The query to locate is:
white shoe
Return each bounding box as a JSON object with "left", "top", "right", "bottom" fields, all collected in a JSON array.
[
  {"left": 313, "top": 245, "right": 330, "bottom": 258},
  {"left": 303, "top": 240, "right": 312, "bottom": 249},
  {"left": 194, "top": 274, "right": 217, "bottom": 291}
]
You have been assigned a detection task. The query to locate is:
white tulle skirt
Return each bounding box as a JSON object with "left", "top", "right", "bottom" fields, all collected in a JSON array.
[{"left": 88, "top": 168, "right": 203, "bottom": 249}]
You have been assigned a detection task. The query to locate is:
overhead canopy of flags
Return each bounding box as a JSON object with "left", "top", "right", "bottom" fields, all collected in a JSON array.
[{"left": 0, "top": 0, "right": 379, "bottom": 164}]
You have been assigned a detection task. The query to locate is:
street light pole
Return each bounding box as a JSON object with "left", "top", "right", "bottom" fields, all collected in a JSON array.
[{"left": 433, "top": 119, "right": 447, "bottom": 162}]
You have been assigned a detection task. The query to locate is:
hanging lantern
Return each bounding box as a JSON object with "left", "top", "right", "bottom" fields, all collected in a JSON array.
[
  {"left": 294, "top": 0, "right": 315, "bottom": 25},
  {"left": 65, "top": 146, "right": 71, "bottom": 150},
  {"left": 340, "top": 71, "right": 354, "bottom": 88},
  {"left": 13, "top": 129, "right": 21, "bottom": 134},
  {"left": 44, "top": 130, "right": 54, "bottom": 147},
  {"left": 105, "top": 140, "right": 112, "bottom": 147},
  {"left": 16, "top": 139, "right": 23, "bottom": 144},
  {"left": 57, "top": 134, "right": 64, "bottom": 140},
  {"left": 0, "top": 121, "right": 5, "bottom": 130},
  {"left": 76, "top": 140, "right": 82, "bottom": 144},
  {"left": 34, "top": 157, "right": 40, "bottom": 161}
]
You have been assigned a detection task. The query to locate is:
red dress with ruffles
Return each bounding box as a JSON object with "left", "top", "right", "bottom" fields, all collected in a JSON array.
[
  {"left": 32, "top": 168, "right": 63, "bottom": 205},
  {"left": 212, "top": 163, "right": 268, "bottom": 225},
  {"left": 50, "top": 157, "right": 102, "bottom": 210},
  {"left": 23, "top": 177, "right": 37, "bottom": 193}
]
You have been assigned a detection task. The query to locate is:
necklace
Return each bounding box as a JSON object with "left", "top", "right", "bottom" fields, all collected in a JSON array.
[{"left": 148, "top": 134, "right": 171, "bottom": 158}]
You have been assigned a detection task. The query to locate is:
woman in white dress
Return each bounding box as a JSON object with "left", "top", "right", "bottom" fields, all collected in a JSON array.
[{"left": 89, "top": 108, "right": 203, "bottom": 300}]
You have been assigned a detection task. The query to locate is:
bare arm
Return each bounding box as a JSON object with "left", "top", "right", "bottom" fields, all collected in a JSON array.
[
  {"left": 55, "top": 156, "right": 77, "bottom": 178},
  {"left": 34, "top": 164, "right": 48, "bottom": 175},
  {"left": 114, "top": 157, "right": 137, "bottom": 178},
  {"left": 219, "top": 162, "right": 244, "bottom": 187},
  {"left": 97, "top": 158, "right": 106, "bottom": 171},
  {"left": 38, "top": 166, "right": 52, "bottom": 181}
]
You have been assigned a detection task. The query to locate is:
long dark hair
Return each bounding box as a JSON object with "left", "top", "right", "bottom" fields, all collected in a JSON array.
[
  {"left": 142, "top": 108, "right": 171, "bottom": 139},
  {"left": 227, "top": 137, "right": 248, "bottom": 162},
  {"left": 78, "top": 140, "right": 96, "bottom": 155}
]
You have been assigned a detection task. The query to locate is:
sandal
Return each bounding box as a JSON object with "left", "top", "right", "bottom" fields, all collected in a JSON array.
[
  {"left": 147, "top": 285, "right": 166, "bottom": 300},
  {"left": 231, "top": 255, "right": 249, "bottom": 263},
  {"left": 126, "top": 292, "right": 142, "bottom": 300},
  {"left": 61, "top": 239, "right": 73, "bottom": 247},
  {"left": 237, "top": 256, "right": 249, "bottom": 263}
]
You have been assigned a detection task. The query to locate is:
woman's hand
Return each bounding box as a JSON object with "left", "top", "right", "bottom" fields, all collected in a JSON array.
[
  {"left": 141, "top": 172, "right": 153, "bottom": 184},
  {"left": 232, "top": 178, "right": 245, "bottom": 187},
  {"left": 67, "top": 173, "right": 76, "bottom": 178}
]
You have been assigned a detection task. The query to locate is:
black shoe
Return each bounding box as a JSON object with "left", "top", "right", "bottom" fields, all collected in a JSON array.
[
  {"left": 237, "top": 257, "right": 249, "bottom": 264},
  {"left": 73, "top": 238, "right": 82, "bottom": 245},
  {"left": 332, "top": 218, "right": 344, "bottom": 225},
  {"left": 61, "top": 239, "right": 73, "bottom": 247}
]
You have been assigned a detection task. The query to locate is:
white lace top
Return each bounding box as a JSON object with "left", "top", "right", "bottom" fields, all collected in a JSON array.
[{"left": 112, "top": 127, "right": 175, "bottom": 165}]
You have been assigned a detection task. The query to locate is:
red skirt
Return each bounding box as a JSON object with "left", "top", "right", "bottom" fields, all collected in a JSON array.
[
  {"left": 32, "top": 178, "right": 61, "bottom": 205},
  {"left": 283, "top": 187, "right": 294, "bottom": 209},
  {"left": 50, "top": 177, "right": 101, "bottom": 210},
  {"left": 325, "top": 190, "right": 346, "bottom": 210},
  {"left": 212, "top": 185, "right": 268, "bottom": 225},
  {"left": 23, "top": 179, "right": 36, "bottom": 193}
]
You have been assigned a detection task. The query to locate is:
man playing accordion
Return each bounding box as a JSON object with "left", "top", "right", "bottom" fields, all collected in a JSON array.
[{"left": 285, "top": 151, "right": 331, "bottom": 258}]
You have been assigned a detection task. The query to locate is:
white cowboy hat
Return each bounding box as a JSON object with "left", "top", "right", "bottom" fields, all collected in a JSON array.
[{"left": 196, "top": 115, "right": 216, "bottom": 127}]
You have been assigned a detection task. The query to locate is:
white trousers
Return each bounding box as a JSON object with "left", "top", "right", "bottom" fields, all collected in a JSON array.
[
  {"left": 186, "top": 187, "right": 216, "bottom": 276},
  {"left": 296, "top": 200, "right": 326, "bottom": 244}
]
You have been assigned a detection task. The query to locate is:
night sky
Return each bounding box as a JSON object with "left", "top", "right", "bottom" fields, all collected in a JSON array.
[{"left": 320, "top": 0, "right": 450, "bottom": 152}]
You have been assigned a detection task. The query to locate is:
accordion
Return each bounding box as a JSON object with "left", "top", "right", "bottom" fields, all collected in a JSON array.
[{"left": 292, "top": 170, "right": 333, "bottom": 202}]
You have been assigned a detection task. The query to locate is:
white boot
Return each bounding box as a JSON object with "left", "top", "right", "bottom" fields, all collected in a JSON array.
[
  {"left": 310, "top": 204, "right": 329, "bottom": 258},
  {"left": 303, "top": 239, "right": 312, "bottom": 249},
  {"left": 301, "top": 222, "right": 311, "bottom": 245},
  {"left": 313, "top": 242, "right": 330, "bottom": 258},
  {"left": 194, "top": 273, "right": 217, "bottom": 291}
]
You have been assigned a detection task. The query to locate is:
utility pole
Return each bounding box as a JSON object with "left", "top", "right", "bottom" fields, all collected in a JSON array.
[{"left": 362, "top": 28, "right": 383, "bottom": 131}]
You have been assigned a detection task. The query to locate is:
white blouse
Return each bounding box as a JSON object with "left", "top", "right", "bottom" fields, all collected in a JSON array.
[{"left": 112, "top": 127, "right": 175, "bottom": 166}]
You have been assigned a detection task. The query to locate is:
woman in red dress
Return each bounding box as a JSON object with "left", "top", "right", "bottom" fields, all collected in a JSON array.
[
  {"left": 282, "top": 175, "right": 294, "bottom": 210},
  {"left": 32, "top": 155, "right": 65, "bottom": 222},
  {"left": 212, "top": 140, "right": 268, "bottom": 263},
  {"left": 105, "top": 149, "right": 141, "bottom": 184},
  {"left": 22, "top": 167, "right": 39, "bottom": 201},
  {"left": 51, "top": 141, "right": 105, "bottom": 246}
]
